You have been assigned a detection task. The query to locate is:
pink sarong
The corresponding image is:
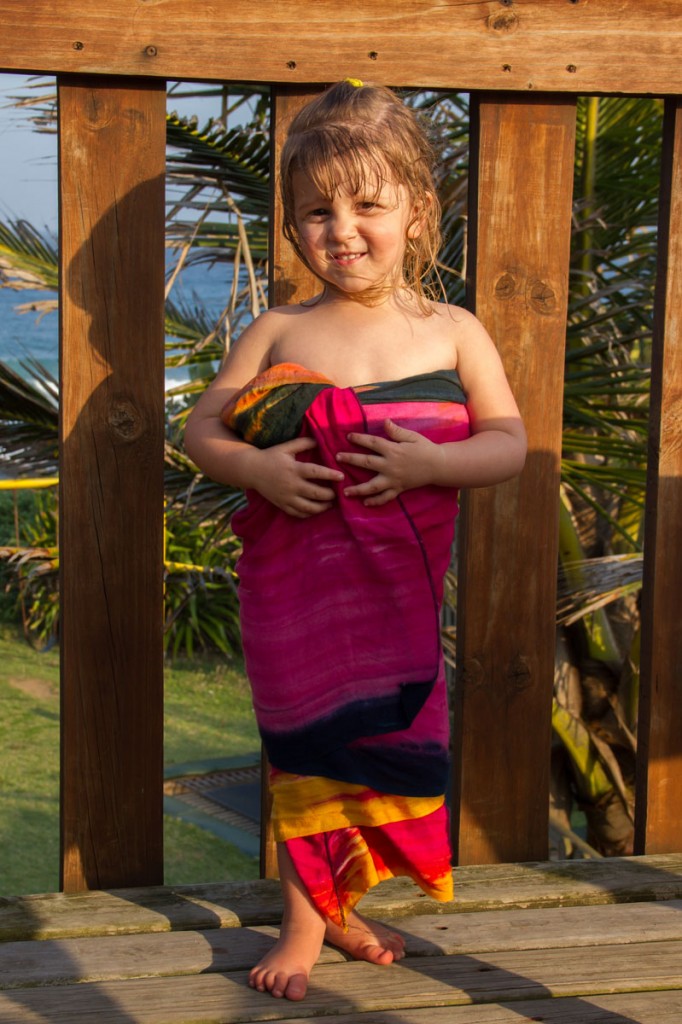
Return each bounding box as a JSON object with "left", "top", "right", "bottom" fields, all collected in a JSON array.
[{"left": 223, "top": 363, "right": 470, "bottom": 925}]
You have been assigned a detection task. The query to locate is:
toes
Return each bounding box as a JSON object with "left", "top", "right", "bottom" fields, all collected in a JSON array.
[
  {"left": 248, "top": 965, "right": 308, "bottom": 1001},
  {"left": 270, "top": 970, "right": 289, "bottom": 998},
  {"left": 362, "top": 943, "right": 395, "bottom": 966},
  {"left": 284, "top": 972, "right": 309, "bottom": 1001},
  {"left": 324, "top": 913, "right": 408, "bottom": 967},
  {"left": 248, "top": 967, "right": 284, "bottom": 997},
  {"left": 248, "top": 967, "right": 265, "bottom": 992},
  {"left": 385, "top": 932, "right": 406, "bottom": 956}
]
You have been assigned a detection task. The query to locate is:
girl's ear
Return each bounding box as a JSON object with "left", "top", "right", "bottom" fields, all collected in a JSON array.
[{"left": 407, "top": 191, "right": 434, "bottom": 239}]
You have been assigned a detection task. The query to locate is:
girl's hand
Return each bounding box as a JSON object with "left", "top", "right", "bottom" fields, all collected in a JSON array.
[
  {"left": 336, "top": 419, "right": 439, "bottom": 506},
  {"left": 251, "top": 436, "right": 345, "bottom": 518}
]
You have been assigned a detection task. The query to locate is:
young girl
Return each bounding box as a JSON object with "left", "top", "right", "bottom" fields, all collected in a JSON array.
[{"left": 184, "top": 79, "right": 526, "bottom": 1002}]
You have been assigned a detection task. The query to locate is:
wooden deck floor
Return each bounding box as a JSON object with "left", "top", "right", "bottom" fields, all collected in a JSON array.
[{"left": 1, "top": 854, "right": 682, "bottom": 1023}]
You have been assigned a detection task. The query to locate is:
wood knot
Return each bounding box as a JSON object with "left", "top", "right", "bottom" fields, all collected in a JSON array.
[
  {"left": 507, "top": 654, "right": 532, "bottom": 693},
  {"left": 487, "top": 10, "right": 519, "bottom": 32},
  {"left": 527, "top": 278, "right": 557, "bottom": 315},
  {"left": 494, "top": 272, "right": 518, "bottom": 300},
  {"left": 461, "top": 657, "right": 485, "bottom": 693},
  {"left": 108, "top": 400, "right": 142, "bottom": 442}
]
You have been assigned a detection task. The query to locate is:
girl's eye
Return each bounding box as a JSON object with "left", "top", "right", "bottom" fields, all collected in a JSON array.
[{"left": 359, "top": 201, "right": 378, "bottom": 211}]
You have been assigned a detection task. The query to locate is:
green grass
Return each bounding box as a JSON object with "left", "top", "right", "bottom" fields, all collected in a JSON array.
[{"left": 0, "top": 627, "right": 260, "bottom": 897}]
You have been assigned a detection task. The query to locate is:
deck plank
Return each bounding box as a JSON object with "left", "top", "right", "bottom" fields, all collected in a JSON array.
[
  {"left": 1, "top": 939, "right": 681, "bottom": 1023},
  {"left": 282, "top": 990, "right": 682, "bottom": 1024},
  {"left": 2, "top": 854, "right": 682, "bottom": 942},
  {"left": 2, "top": 901, "right": 681, "bottom": 989}
]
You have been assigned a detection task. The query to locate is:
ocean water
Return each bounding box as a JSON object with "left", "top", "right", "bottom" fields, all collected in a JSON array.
[
  {"left": 0, "top": 260, "right": 236, "bottom": 390},
  {"left": 0, "top": 72, "right": 266, "bottom": 387}
]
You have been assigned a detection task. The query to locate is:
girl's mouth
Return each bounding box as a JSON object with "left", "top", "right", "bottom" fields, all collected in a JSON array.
[{"left": 329, "top": 252, "right": 365, "bottom": 266}]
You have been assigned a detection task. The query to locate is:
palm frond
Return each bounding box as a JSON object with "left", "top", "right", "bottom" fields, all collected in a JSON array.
[
  {"left": 0, "top": 220, "right": 58, "bottom": 291},
  {"left": 166, "top": 113, "right": 270, "bottom": 214},
  {"left": 0, "top": 359, "right": 59, "bottom": 475},
  {"left": 557, "top": 554, "right": 642, "bottom": 626}
]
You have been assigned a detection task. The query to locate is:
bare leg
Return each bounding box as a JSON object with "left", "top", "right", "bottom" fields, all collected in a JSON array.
[
  {"left": 249, "top": 843, "right": 405, "bottom": 1001},
  {"left": 249, "top": 843, "right": 326, "bottom": 1000}
]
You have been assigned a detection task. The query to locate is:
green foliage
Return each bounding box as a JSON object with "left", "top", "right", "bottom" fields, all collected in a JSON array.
[
  {"left": 164, "top": 508, "right": 242, "bottom": 658},
  {"left": 0, "top": 85, "right": 271, "bottom": 654},
  {"left": 1, "top": 487, "right": 245, "bottom": 657},
  {"left": 0, "top": 489, "right": 58, "bottom": 645},
  {"left": 0, "top": 88, "right": 661, "bottom": 657},
  {"left": 0, "top": 218, "right": 59, "bottom": 291},
  {"left": 0, "top": 490, "right": 40, "bottom": 622},
  {"left": 563, "top": 96, "right": 661, "bottom": 547},
  {"left": 0, "top": 81, "right": 667, "bottom": 865},
  {"left": 0, "top": 357, "right": 58, "bottom": 476},
  {"left": 164, "top": 649, "right": 259, "bottom": 765},
  {"left": 0, "top": 634, "right": 60, "bottom": 894},
  {"left": 0, "top": 626, "right": 258, "bottom": 895}
]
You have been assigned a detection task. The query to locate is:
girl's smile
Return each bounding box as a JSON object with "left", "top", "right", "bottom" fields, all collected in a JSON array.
[{"left": 292, "top": 170, "right": 419, "bottom": 298}]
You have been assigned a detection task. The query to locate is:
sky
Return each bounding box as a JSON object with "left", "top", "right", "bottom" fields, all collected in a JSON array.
[
  {"left": 0, "top": 73, "right": 58, "bottom": 231},
  {"left": 0, "top": 72, "right": 223, "bottom": 235}
]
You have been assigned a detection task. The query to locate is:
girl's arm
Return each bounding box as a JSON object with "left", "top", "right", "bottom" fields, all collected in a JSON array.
[
  {"left": 184, "top": 314, "right": 344, "bottom": 518},
  {"left": 337, "top": 311, "right": 527, "bottom": 506}
]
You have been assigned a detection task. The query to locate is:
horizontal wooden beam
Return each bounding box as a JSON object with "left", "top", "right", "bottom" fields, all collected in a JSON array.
[{"left": 1, "top": 0, "right": 682, "bottom": 95}]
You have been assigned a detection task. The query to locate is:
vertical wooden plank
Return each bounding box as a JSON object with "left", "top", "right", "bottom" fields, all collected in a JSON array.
[
  {"left": 453, "top": 94, "right": 577, "bottom": 865},
  {"left": 258, "top": 85, "right": 322, "bottom": 880},
  {"left": 268, "top": 84, "right": 320, "bottom": 307},
  {"left": 59, "top": 76, "right": 166, "bottom": 891},
  {"left": 635, "top": 97, "right": 682, "bottom": 854}
]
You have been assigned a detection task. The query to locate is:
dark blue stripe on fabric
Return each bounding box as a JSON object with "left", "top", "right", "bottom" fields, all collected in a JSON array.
[
  {"left": 260, "top": 683, "right": 449, "bottom": 797},
  {"left": 263, "top": 729, "right": 450, "bottom": 797},
  {"left": 268, "top": 681, "right": 435, "bottom": 756}
]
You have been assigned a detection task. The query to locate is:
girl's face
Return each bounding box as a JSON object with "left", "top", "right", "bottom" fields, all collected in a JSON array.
[{"left": 292, "top": 167, "right": 420, "bottom": 299}]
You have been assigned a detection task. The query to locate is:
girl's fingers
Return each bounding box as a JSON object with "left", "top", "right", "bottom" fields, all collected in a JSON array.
[
  {"left": 383, "top": 418, "right": 419, "bottom": 441},
  {"left": 282, "top": 435, "right": 318, "bottom": 452},
  {"left": 344, "top": 475, "right": 388, "bottom": 498},
  {"left": 279, "top": 437, "right": 345, "bottom": 480},
  {"left": 303, "top": 464, "right": 345, "bottom": 481},
  {"left": 304, "top": 482, "right": 338, "bottom": 501},
  {"left": 286, "top": 502, "right": 334, "bottom": 519},
  {"left": 343, "top": 432, "right": 386, "bottom": 452},
  {"left": 343, "top": 423, "right": 419, "bottom": 451},
  {"left": 344, "top": 483, "right": 396, "bottom": 506},
  {"left": 336, "top": 451, "right": 379, "bottom": 471}
]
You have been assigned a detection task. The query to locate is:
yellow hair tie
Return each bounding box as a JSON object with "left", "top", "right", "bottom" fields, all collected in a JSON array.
[{"left": 344, "top": 77, "right": 364, "bottom": 88}]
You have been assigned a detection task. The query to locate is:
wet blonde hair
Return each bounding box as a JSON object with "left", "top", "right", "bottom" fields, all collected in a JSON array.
[{"left": 280, "top": 80, "right": 441, "bottom": 309}]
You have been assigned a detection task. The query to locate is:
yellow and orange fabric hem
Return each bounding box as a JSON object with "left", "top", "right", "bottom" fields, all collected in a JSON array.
[{"left": 272, "top": 769, "right": 454, "bottom": 930}]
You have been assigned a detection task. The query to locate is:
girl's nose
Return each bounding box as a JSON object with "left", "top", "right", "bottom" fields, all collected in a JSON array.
[{"left": 327, "top": 211, "right": 356, "bottom": 241}]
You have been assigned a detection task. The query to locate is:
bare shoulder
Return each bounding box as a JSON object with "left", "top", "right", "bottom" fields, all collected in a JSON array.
[
  {"left": 427, "top": 302, "right": 497, "bottom": 363},
  {"left": 187, "top": 310, "right": 284, "bottom": 421},
  {"left": 219, "top": 308, "right": 285, "bottom": 379},
  {"left": 431, "top": 301, "right": 489, "bottom": 338},
  {"left": 433, "top": 303, "right": 523, "bottom": 421},
  {"left": 219, "top": 299, "right": 321, "bottom": 385}
]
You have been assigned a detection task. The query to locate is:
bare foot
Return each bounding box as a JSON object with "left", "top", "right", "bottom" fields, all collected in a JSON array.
[
  {"left": 248, "top": 845, "right": 406, "bottom": 1000},
  {"left": 248, "top": 843, "right": 326, "bottom": 1001},
  {"left": 325, "top": 909, "right": 406, "bottom": 964},
  {"left": 249, "top": 916, "right": 326, "bottom": 1000}
]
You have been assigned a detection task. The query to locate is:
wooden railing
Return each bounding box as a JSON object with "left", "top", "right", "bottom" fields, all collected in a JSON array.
[{"left": 0, "top": 0, "right": 680, "bottom": 893}]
